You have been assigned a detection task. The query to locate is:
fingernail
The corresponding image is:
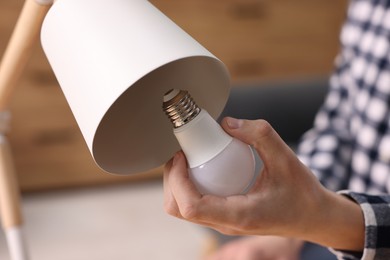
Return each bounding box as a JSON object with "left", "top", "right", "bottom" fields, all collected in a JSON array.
[{"left": 227, "top": 117, "right": 243, "bottom": 129}]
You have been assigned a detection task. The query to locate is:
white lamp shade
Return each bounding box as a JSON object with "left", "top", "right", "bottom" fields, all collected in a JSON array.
[{"left": 41, "top": 0, "right": 230, "bottom": 174}]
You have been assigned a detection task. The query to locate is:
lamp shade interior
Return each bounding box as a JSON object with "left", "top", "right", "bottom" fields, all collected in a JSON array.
[{"left": 93, "top": 56, "right": 230, "bottom": 174}]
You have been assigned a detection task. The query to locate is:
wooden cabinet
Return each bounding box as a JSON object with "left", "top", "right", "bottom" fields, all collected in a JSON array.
[
  {"left": 0, "top": 0, "right": 347, "bottom": 191},
  {"left": 151, "top": 0, "right": 348, "bottom": 81}
]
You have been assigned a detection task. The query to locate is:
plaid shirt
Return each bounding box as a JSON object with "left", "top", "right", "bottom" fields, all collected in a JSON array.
[{"left": 297, "top": 0, "right": 390, "bottom": 259}]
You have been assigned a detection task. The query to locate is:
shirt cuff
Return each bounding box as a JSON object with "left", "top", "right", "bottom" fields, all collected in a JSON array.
[{"left": 329, "top": 190, "right": 390, "bottom": 260}]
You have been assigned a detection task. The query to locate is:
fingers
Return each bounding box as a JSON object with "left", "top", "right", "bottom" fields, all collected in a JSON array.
[
  {"left": 163, "top": 152, "right": 206, "bottom": 220},
  {"left": 221, "top": 117, "right": 294, "bottom": 167},
  {"left": 163, "top": 152, "right": 252, "bottom": 229},
  {"left": 163, "top": 157, "right": 181, "bottom": 218},
  {"left": 166, "top": 152, "right": 203, "bottom": 219},
  {"left": 166, "top": 153, "right": 236, "bottom": 223}
]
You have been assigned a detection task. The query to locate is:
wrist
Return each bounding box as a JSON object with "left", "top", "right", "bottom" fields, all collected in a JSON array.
[{"left": 301, "top": 189, "right": 364, "bottom": 251}]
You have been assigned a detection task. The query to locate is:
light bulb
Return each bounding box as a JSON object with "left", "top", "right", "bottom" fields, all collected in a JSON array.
[{"left": 163, "top": 89, "right": 256, "bottom": 197}]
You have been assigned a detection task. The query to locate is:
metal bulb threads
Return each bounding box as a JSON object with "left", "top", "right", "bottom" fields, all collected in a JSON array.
[{"left": 162, "top": 89, "right": 201, "bottom": 128}]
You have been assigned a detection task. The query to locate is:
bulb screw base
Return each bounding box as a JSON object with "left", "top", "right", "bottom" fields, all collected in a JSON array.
[{"left": 162, "top": 89, "right": 201, "bottom": 128}]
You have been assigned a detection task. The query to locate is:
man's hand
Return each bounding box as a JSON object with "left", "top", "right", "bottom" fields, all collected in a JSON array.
[{"left": 163, "top": 118, "right": 364, "bottom": 251}]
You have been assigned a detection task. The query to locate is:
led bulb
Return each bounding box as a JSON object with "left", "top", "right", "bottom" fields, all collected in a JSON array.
[{"left": 163, "top": 89, "right": 256, "bottom": 196}]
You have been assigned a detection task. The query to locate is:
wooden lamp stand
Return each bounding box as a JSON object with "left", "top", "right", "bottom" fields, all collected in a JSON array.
[{"left": 0, "top": 0, "right": 53, "bottom": 259}]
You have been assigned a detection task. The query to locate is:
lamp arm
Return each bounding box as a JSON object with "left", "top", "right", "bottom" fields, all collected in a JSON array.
[
  {"left": 0, "top": 130, "right": 29, "bottom": 260},
  {"left": 0, "top": 0, "right": 52, "bottom": 111},
  {"left": 0, "top": 111, "right": 29, "bottom": 260},
  {"left": 0, "top": 1, "right": 52, "bottom": 259}
]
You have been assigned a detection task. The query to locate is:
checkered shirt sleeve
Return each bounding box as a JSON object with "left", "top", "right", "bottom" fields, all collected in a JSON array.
[
  {"left": 330, "top": 191, "right": 390, "bottom": 260},
  {"left": 296, "top": 0, "right": 390, "bottom": 258},
  {"left": 298, "top": 0, "right": 390, "bottom": 194}
]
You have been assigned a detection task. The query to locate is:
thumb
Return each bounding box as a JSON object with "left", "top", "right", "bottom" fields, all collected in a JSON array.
[{"left": 221, "top": 117, "right": 293, "bottom": 164}]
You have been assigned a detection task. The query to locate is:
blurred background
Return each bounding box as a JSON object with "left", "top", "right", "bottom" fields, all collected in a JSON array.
[{"left": 0, "top": 0, "right": 347, "bottom": 259}]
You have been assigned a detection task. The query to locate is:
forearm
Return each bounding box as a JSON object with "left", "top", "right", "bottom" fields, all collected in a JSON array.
[{"left": 299, "top": 189, "right": 364, "bottom": 252}]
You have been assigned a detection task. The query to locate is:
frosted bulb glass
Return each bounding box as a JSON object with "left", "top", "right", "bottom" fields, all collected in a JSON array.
[
  {"left": 190, "top": 138, "right": 255, "bottom": 196},
  {"left": 163, "top": 89, "right": 256, "bottom": 196}
]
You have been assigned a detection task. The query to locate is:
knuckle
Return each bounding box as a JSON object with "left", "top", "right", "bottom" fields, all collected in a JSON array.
[
  {"left": 164, "top": 198, "right": 181, "bottom": 218},
  {"left": 180, "top": 202, "right": 198, "bottom": 220},
  {"left": 254, "top": 119, "right": 273, "bottom": 138},
  {"left": 251, "top": 119, "right": 273, "bottom": 148},
  {"left": 164, "top": 202, "right": 178, "bottom": 217}
]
